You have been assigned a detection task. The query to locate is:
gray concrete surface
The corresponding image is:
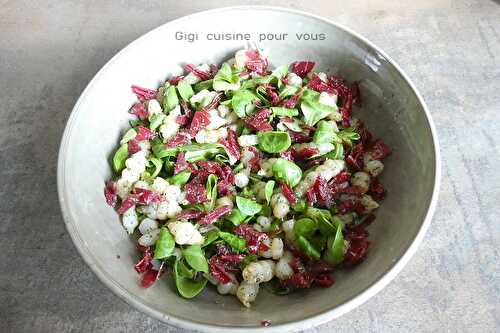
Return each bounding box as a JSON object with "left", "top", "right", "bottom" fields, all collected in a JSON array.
[{"left": 1, "top": 0, "right": 499, "bottom": 332}]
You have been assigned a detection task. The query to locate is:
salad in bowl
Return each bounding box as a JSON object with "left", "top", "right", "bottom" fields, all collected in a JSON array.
[{"left": 103, "top": 48, "right": 391, "bottom": 308}]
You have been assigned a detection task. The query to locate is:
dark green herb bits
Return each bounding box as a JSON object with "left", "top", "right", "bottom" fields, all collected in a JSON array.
[
  {"left": 154, "top": 227, "right": 175, "bottom": 259},
  {"left": 236, "top": 196, "right": 262, "bottom": 216},
  {"left": 173, "top": 259, "right": 207, "bottom": 299},
  {"left": 257, "top": 131, "right": 291, "bottom": 154},
  {"left": 182, "top": 245, "right": 208, "bottom": 273},
  {"left": 112, "top": 144, "right": 129, "bottom": 173},
  {"left": 271, "top": 158, "right": 302, "bottom": 187}
]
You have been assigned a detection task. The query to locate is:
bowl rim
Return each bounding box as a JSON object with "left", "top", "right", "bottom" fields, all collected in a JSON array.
[{"left": 57, "top": 5, "right": 441, "bottom": 333}]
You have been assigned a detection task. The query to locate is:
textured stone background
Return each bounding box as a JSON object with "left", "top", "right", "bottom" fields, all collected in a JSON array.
[{"left": 1, "top": 0, "right": 499, "bottom": 332}]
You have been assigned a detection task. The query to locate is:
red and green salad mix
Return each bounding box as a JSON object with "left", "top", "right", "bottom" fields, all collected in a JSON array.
[{"left": 104, "top": 49, "right": 391, "bottom": 307}]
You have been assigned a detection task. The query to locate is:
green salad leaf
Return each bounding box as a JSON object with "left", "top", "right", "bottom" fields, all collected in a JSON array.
[
  {"left": 164, "top": 85, "right": 179, "bottom": 111},
  {"left": 297, "top": 235, "right": 321, "bottom": 261},
  {"left": 182, "top": 143, "right": 225, "bottom": 162},
  {"left": 177, "top": 79, "right": 194, "bottom": 101},
  {"left": 169, "top": 169, "right": 191, "bottom": 186},
  {"left": 316, "top": 214, "right": 338, "bottom": 236},
  {"left": 257, "top": 131, "right": 291, "bottom": 153},
  {"left": 154, "top": 227, "right": 175, "bottom": 259},
  {"left": 271, "top": 158, "right": 302, "bottom": 187},
  {"left": 193, "top": 79, "right": 213, "bottom": 93},
  {"left": 310, "top": 234, "right": 327, "bottom": 252},
  {"left": 293, "top": 217, "right": 317, "bottom": 239},
  {"left": 236, "top": 196, "right": 262, "bottom": 216},
  {"left": 213, "top": 62, "right": 241, "bottom": 92},
  {"left": 152, "top": 142, "right": 178, "bottom": 159},
  {"left": 313, "top": 120, "right": 338, "bottom": 144},
  {"left": 219, "top": 231, "right": 246, "bottom": 253},
  {"left": 278, "top": 119, "right": 303, "bottom": 134},
  {"left": 337, "top": 127, "right": 361, "bottom": 146},
  {"left": 204, "top": 174, "right": 218, "bottom": 211},
  {"left": 214, "top": 153, "right": 230, "bottom": 164},
  {"left": 254, "top": 85, "right": 270, "bottom": 104},
  {"left": 240, "top": 254, "right": 258, "bottom": 270},
  {"left": 307, "top": 207, "right": 343, "bottom": 242},
  {"left": 177, "top": 259, "right": 194, "bottom": 279},
  {"left": 279, "top": 85, "right": 300, "bottom": 98},
  {"left": 129, "top": 119, "right": 145, "bottom": 128},
  {"left": 173, "top": 259, "right": 207, "bottom": 299},
  {"left": 292, "top": 199, "right": 307, "bottom": 212},
  {"left": 253, "top": 75, "right": 274, "bottom": 85},
  {"left": 233, "top": 162, "right": 244, "bottom": 173},
  {"left": 326, "top": 224, "right": 345, "bottom": 264},
  {"left": 300, "top": 89, "right": 339, "bottom": 126},
  {"left": 226, "top": 208, "right": 248, "bottom": 226},
  {"left": 148, "top": 157, "right": 163, "bottom": 179},
  {"left": 182, "top": 245, "right": 208, "bottom": 273},
  {"left": 163, "top": 157, "right": 175, "bottom": 176},
  {"left": 231, "top": 89, "right": 258, "bottom": 118},
  {"left": 264, "top": 180, "right": 275, "bottom": 205},
  {"left": 112, "top": 144, "right": 129, "bottom": 173},
  {"left": 120, "top": 128, "right": 137, "bottom": 145},
  {"left": 149, "top": 113, "right": 166, "bottom": 131},
  {"left": 202, "top": 229, "right": 220, "bottom": 247},
  {"left": 270, "top": 107, "right": 299, "bottom": 117},
  {"left": 271, "top": 65, "right": 288, "bottom": 81},
  {"left": 324, "top": 142, "right": 344, "bottom": 160},
  {"left": 240, "top": 78, "right": 258, "bottom": 90}
]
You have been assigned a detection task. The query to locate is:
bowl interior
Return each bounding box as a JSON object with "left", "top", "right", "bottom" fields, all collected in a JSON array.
[{"left": 59, "top": 7, "right": 437, "bottom": 331}]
